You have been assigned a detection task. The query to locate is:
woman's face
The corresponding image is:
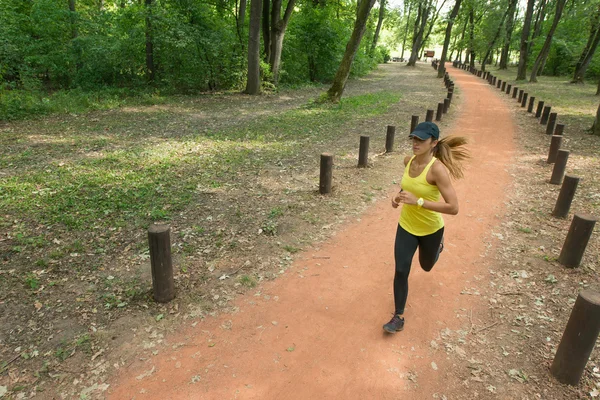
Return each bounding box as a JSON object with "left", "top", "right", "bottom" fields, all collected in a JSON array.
[{"left": 410, "top": 136, "right": 438, "bottom": 155}]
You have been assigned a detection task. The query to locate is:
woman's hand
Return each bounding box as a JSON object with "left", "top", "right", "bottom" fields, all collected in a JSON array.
[{"left": 396, "top": 190, "right": 418, "bottom": 205}]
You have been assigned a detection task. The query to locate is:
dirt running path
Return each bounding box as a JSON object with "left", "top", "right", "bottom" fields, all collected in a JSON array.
[{"left": 108, "top": 66, "right": 515, "bottom": 399}]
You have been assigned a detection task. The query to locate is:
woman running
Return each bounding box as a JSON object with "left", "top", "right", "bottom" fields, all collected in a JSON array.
[{"left": 383, "top": 121, "right": 469, "bottom": 333}]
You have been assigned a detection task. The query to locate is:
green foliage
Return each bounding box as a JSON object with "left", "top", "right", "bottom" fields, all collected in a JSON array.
[{"left": 0, "top": 0, "right": 392, "bottom": 119}]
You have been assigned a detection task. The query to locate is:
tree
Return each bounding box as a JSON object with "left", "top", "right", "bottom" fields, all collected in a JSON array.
[
  {"left": 572, "top": 3, "right": 600, "bottom": 83},
  {"left": 400, "top": 1, "right": 413, "bottom": 60},
  {"left": 529, "top": 0, "right": 567, "bottom": 82},
  {"left": 499, "top": 0, "right": 518, "bottom": 69},
  {"left": 408, "top": 0, "right": 431, "bottom": 66},
  {"left": 468, "top": 7, "right": 474, "bottom": 69},
  {"left": 268, "top": 0, "right": 296, "bottom": 85},
  {"left": 593, "top": 103, "right": 600, "bottom": 135},
  {"left": 516, "top": 0, "right": 535, "bottom": 80},
  {"left": 246, "top": 0, "right": 262, "bottom": 94},
  {"left": 145, "top": 0, "right": 155, "bottom": 82},
  {"left": 419, "top": 0, "right": 447, "bottom": 54},
  {"left": 326, "top": 0, "right": 376, "bottom": 102},
  {"left": 528, "top": 0, "right": 547, "bottom": 56},
  {"left": 437, "top": 0, "right": 463, "bottom": 78},
  {"left": 481, "top": 3, "right": 510, "bottom": 72},
  {"left": 370, "top": 0, "right": 386, "bottom": 55}
]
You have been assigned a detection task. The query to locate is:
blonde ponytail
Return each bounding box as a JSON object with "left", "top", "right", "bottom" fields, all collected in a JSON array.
[{"left": 433, "top": 136, "right": 470, "bottom": 180}]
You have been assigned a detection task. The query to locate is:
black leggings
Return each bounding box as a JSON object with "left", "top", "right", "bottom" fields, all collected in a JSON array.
[{"left": 393, "top": 224, "right": 444, "bottom": 315}]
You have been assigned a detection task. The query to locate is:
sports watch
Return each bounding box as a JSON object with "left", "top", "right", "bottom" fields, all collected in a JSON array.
[{"left": 417, "top": 198, "right": 424, "bottom": 208}]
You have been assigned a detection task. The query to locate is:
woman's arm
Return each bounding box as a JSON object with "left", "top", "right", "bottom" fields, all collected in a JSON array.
[{"left": 396, "top": 161, "right": 459, "bottom": 215}]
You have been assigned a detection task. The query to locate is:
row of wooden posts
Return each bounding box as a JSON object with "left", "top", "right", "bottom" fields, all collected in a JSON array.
[
  {"left": 455, "top": 60, "right": 600, "bottom": 387},
  {"left": 318, "top": 62, "right": 456, "bottom": 195},
  {"left": 143, "top": 63, "right": 596, "bottom": 387},
  {"left": 146, "top": 64, "right": 459, "bottom": 303}
]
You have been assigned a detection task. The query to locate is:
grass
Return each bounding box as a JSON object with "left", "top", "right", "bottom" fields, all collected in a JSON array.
[{"left": 484, "top": 66, "right": 598, "bottom": 138}]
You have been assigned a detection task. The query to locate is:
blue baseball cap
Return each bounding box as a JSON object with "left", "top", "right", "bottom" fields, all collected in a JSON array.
[{"left": 409, "top": 121, "right": 440, "bottom": 140}]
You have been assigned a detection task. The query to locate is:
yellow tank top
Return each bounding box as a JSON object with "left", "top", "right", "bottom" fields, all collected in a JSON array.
[{"left": 399, "top": 156, "right": 444, "bottom": 236}]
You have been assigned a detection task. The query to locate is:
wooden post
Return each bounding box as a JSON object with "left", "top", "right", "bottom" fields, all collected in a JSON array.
[
  {"left": 436, "top": 103, "right": 444, "bottom": 121},
  {"left": 502, "top": 81, "right": 506, "bottom": 91},
  {"left": 148, "top": 224, "right": 175, "bottom": 303},
  {"left": 358, "top": 136, "right": 369, "bottom": 167},
  {"left": 547, "top": 135, "right": 563, "bottom": 164},
  {"left": 521, "top": 93, "right": 528, "bottom": 107},
  {"left": 551, "top": 290, "right": 600, "bottom": 385},
  {"left": 527, "top": 96, "right": 536, "bottom": 113},
  {"left": 506, "top": 83, "right": 512, "bottom": 95},
  {"left": 411, "top": 115, "right": 419, "bottom": 133},
  {"left": 546, "top": 112, "right": 557, "bottom": 134},
  {"left": 319, "top": 153, "right": 333, "bottom": 194},
  {"left": 536, "top": 101, "right": 545, "bottom": 118},
  {"left": 497, "top": 79, "right": 502, "bottom": 88},
  {"left": 558, "top": 214, "right": 597, "bottom": 268},
  {"left": 518, "top": 89, "right": 524, "bottom": 103},
  {"left": 447, "top": 91, "right": 453, "bottom": 103},
  {"left": 512, "top": 86, "right": 518, "bottom": 98},
  {"left": 552, "top": 175, "right": 580, "bottom": 218},
  {"left": 550, "top": 149, "right": 569, "bottom": 185},
  {"left": 554, "top": 123, "right": 565, "bottom": 135},
  {"left": 426, "top": 109, "right": 434, "bottom": 122},
  {"left": 385, "top": 126, "right": 395, "bottom": 153},
  {"left": 541, "top": 105, "right": 552, "bottom": 125},
  {"left": 443, "top": 98, "right": 450, "bottom": 113}
]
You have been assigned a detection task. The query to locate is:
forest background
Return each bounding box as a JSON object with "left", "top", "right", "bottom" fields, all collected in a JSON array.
[{"left": 1, "top": 0, "right": 600, "bottom": 122}]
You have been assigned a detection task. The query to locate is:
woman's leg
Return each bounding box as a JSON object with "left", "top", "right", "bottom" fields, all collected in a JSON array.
[
  {"left": 393, "top": 224, "right": 420, "bottom": 315},
  {"left": 417, "top": 227, "right": 445, "bottom": 272}
]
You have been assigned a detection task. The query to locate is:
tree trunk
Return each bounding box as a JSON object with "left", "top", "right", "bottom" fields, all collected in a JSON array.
[
  {"left": 593, "top": 103, "right": 600, "bottom": 135},
  {"left": 468, "top": 8, "right": 475, "bottom": 69},
  {"left": 238, "top": 0, "right": 248, "bottom": 35},
  {"left": 408, "top": 1, "right": 430, "bottom": 66},
  {"left": 529, "top": 0, "right": 547, "bottom": 56},
  {"left": 400, "top": 2, "right": 412, "bottom": 60},
  {"left": 269, "top": 0, "right": 296, "bottom": 85},
  {"left": 457, "top": 16, "right": 468, "bottom": 63},
  {"left": 326, "top": 0, "right": 377, "bottom": 102},
  {"left": 499, "top": 0, "right": 518, "bottom": 69},
  {"left": 597, "top": 79, "right": 600, "bottom": 95},
  {"left": 481, "top": 5, "right": 509, "bottom": 71},
  {"left": 262, "top": 0, "right": 271, "bottom": 62},
  {"left": 516, "top": 0, "right": 535, "bottom": 80},
  {"left": 408, "top": 2, "right": 423, "bottom": 65},
  {"left": 69, "top": 0, "right": 77, "bottom": 39},
  {"left": 370, "top": 0, "right": 386, "bottom": 55},
  {"left": 529, "top": 0, "right": 566, "bottom": 82},
  {"left": 438, "top": 0, "right": 463, "bottom": 78},
  {"left": 245, "top": 0, "right": 262, "bottom": 94},
  {"left": 572, "top": 5, "right": 600, "bottom": 83},
  {"left": 420, "top": 0, "right": 448, "bottom": 55},
  {"left": 145, "top": 0, "right": 155, "bottom": 82}
]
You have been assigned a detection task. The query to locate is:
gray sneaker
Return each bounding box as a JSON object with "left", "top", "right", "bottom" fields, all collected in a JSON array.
[{"left": 383, "top": 315, "right": 404, "bottom": 333}]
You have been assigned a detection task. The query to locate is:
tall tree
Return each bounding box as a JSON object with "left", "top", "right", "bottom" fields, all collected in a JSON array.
[
  {"left": 326, "top": 0, "right": 377, "bottom": 102},
  {"left": 145, "top": 0, "right": 155, "bottom": 82},
  {"left": 236, "top": 0, "right": 248, "bottom": 45},
  {"left": 468, "top": 7, "right": 474, "bottom": 69},
  {"left": 269, "top": 0, "right": 296, "bottom": 85},
  {"left": 262, "top": 0, "right": 271, "bottom": 61},
  {"left": 408, "top": 0, "right": 431, "bottom": 66},
  {"left": 499, "top": 0, "right": 518, "bottom": 69},
  {"left": 437, "top": 0, "right": 463, "bottom": 78},
  {"left": 593, "top": 103, "right": 600, "bottom": 135},
  {"left": 400, "top": 1, "right": 413, "bottom": 61},
  {"left": 481, "top": 4, "right": 510, "bottom": 71},
  {"left": 572, "top": 3, "right": 600, "bottom": 83},
  {"left": 456, "top": 16, "right": 469, "bottom": 63},
  {"left": 419, "top": 0, "right": 448, "bottom": 54},
  {"left": 516, "top": 0, "right": 535, "bottom": 80},
  {"left": 246, "top": 0, "right": 262, "bottom": 94},
  {"left": 528, "top": 0, "right": 547, "bottom": 56},
  {"left": 529, "top": 0, "right": 567, "bottom": 82},
  {"left": 370, "top": 0, "right": 387, "bottom": 55}
]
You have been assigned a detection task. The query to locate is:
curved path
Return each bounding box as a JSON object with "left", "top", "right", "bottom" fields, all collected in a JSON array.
[{"left": 108, "top": 65, "right": 516, "bottom": 399}]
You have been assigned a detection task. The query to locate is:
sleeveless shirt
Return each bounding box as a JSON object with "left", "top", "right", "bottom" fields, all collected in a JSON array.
[{"left": 399, "top": 156, "right": 445, "bottom": 236}]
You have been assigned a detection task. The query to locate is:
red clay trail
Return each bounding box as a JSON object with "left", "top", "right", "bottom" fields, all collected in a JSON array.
[{"left": 108, "top": 65, "right": 516, "bottom": 400}]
